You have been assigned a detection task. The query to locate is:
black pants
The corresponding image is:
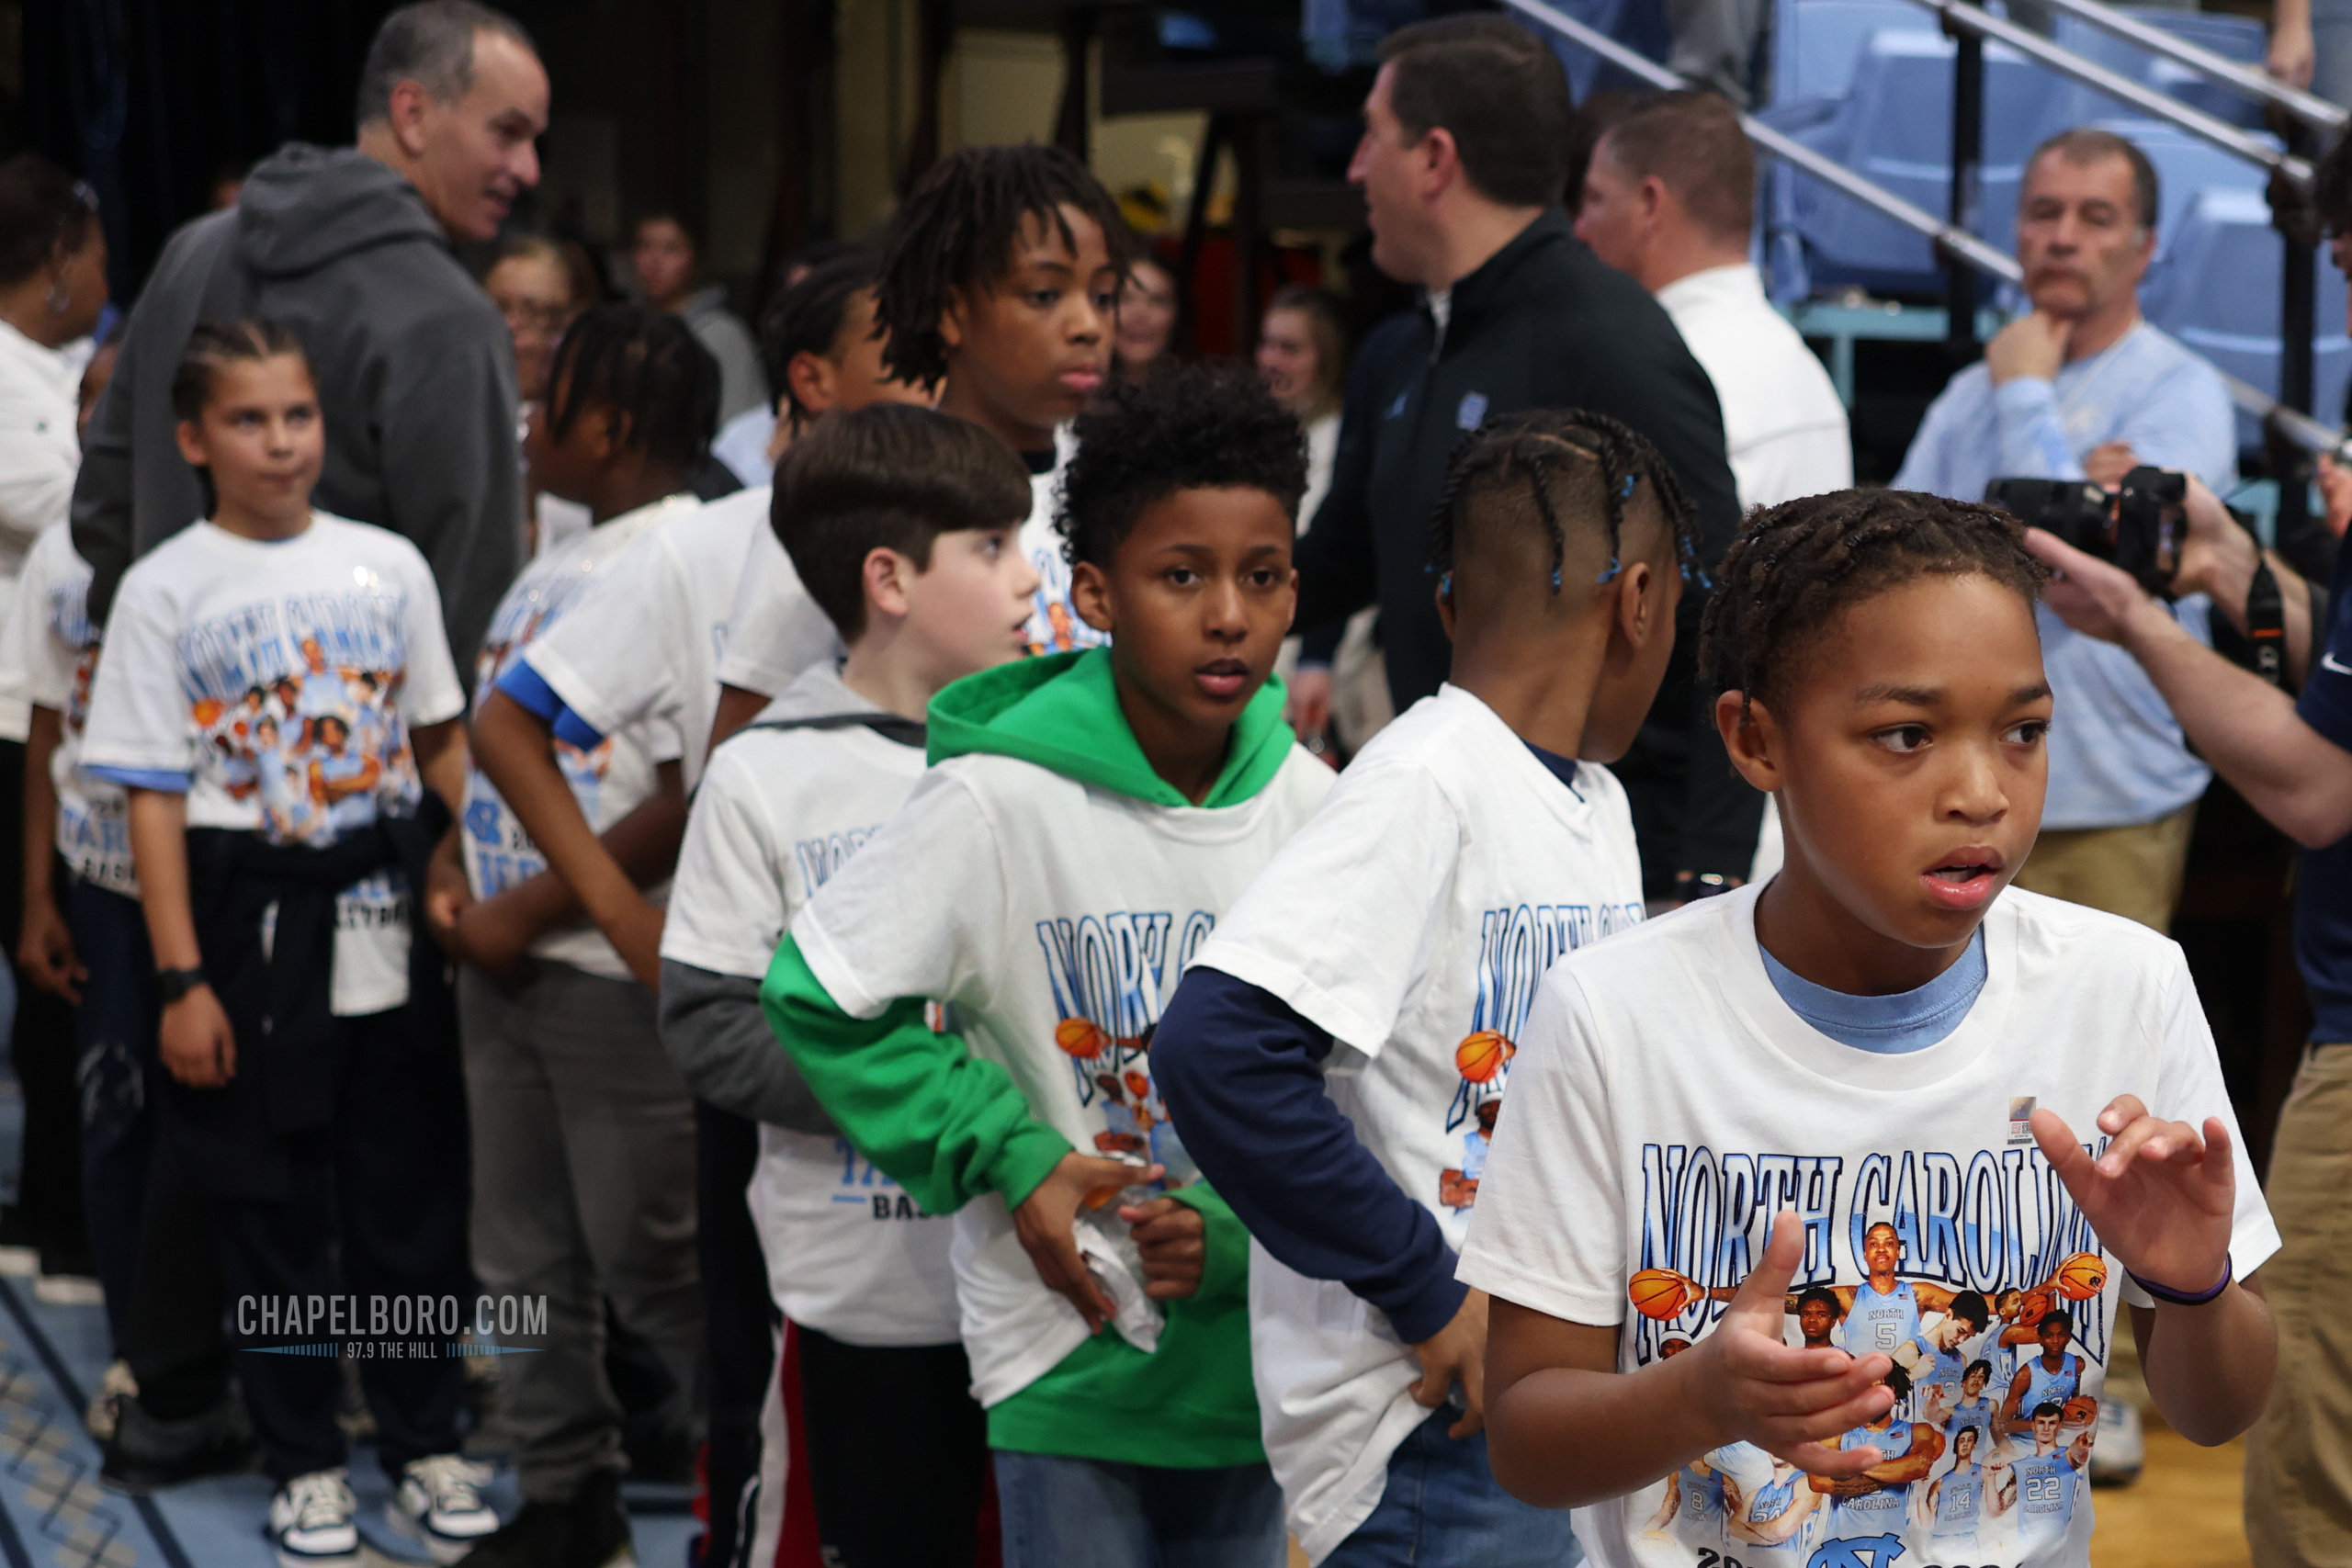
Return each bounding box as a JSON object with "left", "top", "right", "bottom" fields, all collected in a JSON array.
[
  {"left": 699, "top": 1101, "right": 777, "bottom": 1568},
  {"left": 68, "top": 880, "right": 157, "bottom": 1349},
  {"left": 796, "top": 1326, "right": 988, "bottom": 1568},
  {"left": 122, "top": 1136, "right": 230, "bottom": 1420},
  {"left": 211, "top": 1005, "right": 471, "bottom": 1481},
  {"left": 0, "top": 747, "right": 85, "bottom": 1267}
]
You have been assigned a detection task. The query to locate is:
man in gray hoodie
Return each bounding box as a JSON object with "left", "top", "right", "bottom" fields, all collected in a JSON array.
[{"left": 71, "top": 0, "right": 548, "bottom": 674}]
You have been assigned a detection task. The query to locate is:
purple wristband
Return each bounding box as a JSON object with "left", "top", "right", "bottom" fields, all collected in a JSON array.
[{"left": 2126, "top": 1256, "right": 2232, "bottom": 1306}]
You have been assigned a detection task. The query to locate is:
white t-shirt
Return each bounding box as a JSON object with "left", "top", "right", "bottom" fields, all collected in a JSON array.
[
  {"left": 1191, "top": 684, "right": 1646, "bottom": 1562},
  {"left": 716, "top": 429, "right": 1097, "bottom": 697},
  {"left": 461, "top": 491, "right": 700, "bottom": 980},
  {"left": 80, "top": 513, "right": 465, "bottom": 1014},
  {"left": 1655, "top": 265, "right": 1851, "bottom": 513},
  {"left": 0, "top": 523, "right": 131, "bottom": 894},
  {"left": 793, "top": 741, "right": 1333, "bottom": 1404},
  {"left": 526, "top": 486, "right": 832, "bottom": 792},
  {"left": 0, "top": 320, "right": 84, "bottom": 742},
  {"left": 1457, "top": 885, "right": 2281, "bottom": 1568},
  {"left": 714, "top": 511, "right": 867, "bottom": 700},
  {"left": 663, "top": 661, "right": 954, "bottom": 1346}
]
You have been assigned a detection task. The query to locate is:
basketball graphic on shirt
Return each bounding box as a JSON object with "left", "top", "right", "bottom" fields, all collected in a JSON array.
[
  {"left": 2018, "top": 1285, "right": 2053, "bottom": 1325},
  {"left": 1055, "top": 1017, "right": 1107, "bottom": 1059},
  {"left": 2062, "top": 1394, "right": 2098, "bottom": 1428},
  {"left": 1455, "top": 1030, "right": 1515, "bottom": 1084},
  {"left": 1629, "top": 1269, "right": 1691, "bottom": 1321},
  {"left": 2054, "top": 1251, "right": 2107, "bottom": 1301}
]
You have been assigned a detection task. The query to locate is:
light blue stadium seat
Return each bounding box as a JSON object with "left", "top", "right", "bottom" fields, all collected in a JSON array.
[
  {"left": 1767, "top": 0, "right": 1929, "bottom": 107},
  {"left": 2048, "top": 8, "right": 2268, "bottom": 132},
  {"left": 1780, "top": 30, "right": 2055, "bottom": 296},
  {"left": 2141, "top": 185, "right": 2352, "bottom": 444}
]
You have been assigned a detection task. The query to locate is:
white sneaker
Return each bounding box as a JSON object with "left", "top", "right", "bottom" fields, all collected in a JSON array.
[
  {"left": 390, "top": 1453, "right": 500, "bottom": 1563},
  {"left": 266, "top": 1468, "right": 359, "bottom": 1567},
  {"left": 85, "top": 1359, "right": 136, "bottom": 1443},
  {"left": 2089, "top": 1398, "right": 2145, "bottom": 1485}
]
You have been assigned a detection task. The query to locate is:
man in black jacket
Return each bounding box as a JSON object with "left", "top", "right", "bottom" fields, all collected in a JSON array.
[{"left": 1293, "top": 17, "right": 1759, "bottom": 897}]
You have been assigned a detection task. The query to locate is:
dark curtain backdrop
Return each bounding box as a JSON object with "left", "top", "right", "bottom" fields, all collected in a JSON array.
[{"left": 23, "top": 0, "right": 398, "bottom": 301}]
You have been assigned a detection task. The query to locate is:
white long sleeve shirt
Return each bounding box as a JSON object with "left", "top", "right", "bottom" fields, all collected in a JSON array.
[{"left": 0, "top": 319, "right": 84, "bottom": 739}]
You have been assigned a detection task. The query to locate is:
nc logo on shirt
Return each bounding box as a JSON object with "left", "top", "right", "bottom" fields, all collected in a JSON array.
[
  {"left": 1442, "top": 901, "right": 1642, "bottom": 1212},
  {"left": 1807, "top": 1535, "right": 1905, "bottom": 1568},
  {"left": 1037, "top": 910, "right": 1217, "bottom": 1189},
  {"left": 1455, "top": 391, "right": 1489, "bottom": 430}
]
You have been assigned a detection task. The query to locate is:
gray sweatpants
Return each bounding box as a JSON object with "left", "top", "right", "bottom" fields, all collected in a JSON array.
[{"left": 460, "top": 960, "right": 704, "bottom": 1502}]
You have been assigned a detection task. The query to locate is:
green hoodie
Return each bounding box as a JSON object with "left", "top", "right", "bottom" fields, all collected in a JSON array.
[{"left": 762, "top": 648, "right": 1295, "bottom": 1465}]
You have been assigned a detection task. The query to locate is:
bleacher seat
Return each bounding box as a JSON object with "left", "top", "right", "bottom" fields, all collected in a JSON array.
[
  {"left": 2048, "top": 7, "right": 2268, "bottom": 130},
  {"left": 2140, "top": 185, "right": 2352, "bottom": 445},
  {"left": 1774, "top": 29, "right": 2055, "bottom": 297},
  {"left": 1767, "top": 0, "right": 1929, "bottom": 107}
]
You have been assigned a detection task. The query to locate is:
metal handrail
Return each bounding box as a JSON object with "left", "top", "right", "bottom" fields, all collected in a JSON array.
[
  {"left": 1496, "top": 0, "right": 2352, "bottom": 462},
  {"left": 1906, "top": 0, "right": 2312, "bottom": 186},
  {"left": 2032, "top": 0, "right": 2346, "bottom": 136}
]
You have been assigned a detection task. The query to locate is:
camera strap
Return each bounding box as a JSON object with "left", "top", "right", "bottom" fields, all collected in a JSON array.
[{"left": 2247, "top": 558, "right": 2287, "bottom": 688}]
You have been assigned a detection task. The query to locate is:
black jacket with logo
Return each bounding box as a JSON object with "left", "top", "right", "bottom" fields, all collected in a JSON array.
[{"left": 1295, "top": 208, "right": 1761, "bottom": 892}]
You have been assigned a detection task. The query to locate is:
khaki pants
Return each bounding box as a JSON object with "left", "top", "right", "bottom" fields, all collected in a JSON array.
[
  {"left": 2010, "top": 803, "right": 2197, "bottom": 932},
  {"left": 2247, "top": 1046, "right": 2352, "bottom": 1567}
]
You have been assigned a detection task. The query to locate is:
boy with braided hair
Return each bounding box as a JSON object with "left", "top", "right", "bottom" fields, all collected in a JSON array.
[
  {"left": 1463, "top": 488, "right": 2279, "bottom": 1568},
  {"left": 1154, "top": 409, "right": 1692, "bottom": 1564}
]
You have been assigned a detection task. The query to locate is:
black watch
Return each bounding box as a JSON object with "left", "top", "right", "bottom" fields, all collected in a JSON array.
[{"left": 155, "top": 965, "right": 208, "bottom": 1004}]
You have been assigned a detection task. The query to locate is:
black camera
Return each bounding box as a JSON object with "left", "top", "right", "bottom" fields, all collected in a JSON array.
[{"left": 1983, "top": 466, "right": 2187, "bottom": 595}]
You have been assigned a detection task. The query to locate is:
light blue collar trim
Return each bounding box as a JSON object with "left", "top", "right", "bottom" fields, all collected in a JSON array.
[{"left": 1759, "top": 928, "right": 1988, "bottom": 1055}]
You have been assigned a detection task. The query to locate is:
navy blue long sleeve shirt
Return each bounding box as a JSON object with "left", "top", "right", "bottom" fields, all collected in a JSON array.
[{"left": 1154, "top": 966, "right": 1466, "bottom": 1344}]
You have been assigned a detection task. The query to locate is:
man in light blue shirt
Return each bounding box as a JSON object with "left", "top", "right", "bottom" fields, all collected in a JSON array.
[{"left": 1895, "top": 126, "right": 2233, "bottom": 932}]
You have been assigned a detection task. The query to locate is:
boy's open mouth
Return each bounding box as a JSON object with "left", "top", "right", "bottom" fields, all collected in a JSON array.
[
  {"left": 1194, "top": 657, "right": 1250, "bottom": 701},
  {"left": 1922, "top": 849, "right": 2004, "bottom": 910}
]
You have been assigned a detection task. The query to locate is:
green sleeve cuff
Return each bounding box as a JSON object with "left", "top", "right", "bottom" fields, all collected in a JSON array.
[
  {"left": 763, "top": 931, "right": 1073, "bottom": 1216},
  {"left": 1169, "top": 1181, "right": 1250, "bottom": 1303},
  {"left": 993, "top": 1123, "right": 1077, "bottom": 1212}
]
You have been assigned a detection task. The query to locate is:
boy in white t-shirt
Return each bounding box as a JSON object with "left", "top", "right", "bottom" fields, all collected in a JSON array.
[
  {"left": 762, "top": 363, "right": 1332, "bottom": 1566},
  {"left": 1462, "top": 489, "right": 2281, "bottom": 1568},
  {"left": 714, "top": 145, "right": 1128, "bottom": 747},
  {"left": 658, "top": 404, "right": 1036, "bottom": 1564},
  {"left": 705, "top": 251, "right": 933, "bottom": 748},
  {"left": 423, "top": 305, "right": 718, "bottom": 1565},
  {"left": 80, "top": 321, "right": 489, "bottom": 1565},
  {"left": 1149, "top": 411, "right": 1695, "bottom": 1565}
]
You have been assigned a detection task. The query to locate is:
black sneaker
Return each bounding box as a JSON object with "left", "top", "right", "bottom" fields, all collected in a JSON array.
[
  {"left": 454, "top": 1470, "right": 633, "bottom": 1568},
  {"left": 100, "top": 1393, "right": 256, "bottom": 1493}
]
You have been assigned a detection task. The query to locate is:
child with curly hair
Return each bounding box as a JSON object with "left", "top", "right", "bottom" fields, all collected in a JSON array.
[{"left": 763, "top": 360, "right": 1331, "bottom": 1565}]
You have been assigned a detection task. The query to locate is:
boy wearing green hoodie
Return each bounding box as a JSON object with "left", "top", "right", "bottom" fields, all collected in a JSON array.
[{"left": 762, "top": 361, "right": 1331, "bottom": 1565}]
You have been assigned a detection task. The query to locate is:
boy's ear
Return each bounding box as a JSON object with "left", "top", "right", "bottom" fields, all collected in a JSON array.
[
  {"left": 1611, "top": 558, "right": 1660, "bottom": 649},
  {"left": 863, "top": 546, "right": 916, "bottom": 625},
  {"left": 1716, "top": 689, "right": 1784, "bottom": 795},
  {"left": 786, "top": 351, "right": 834, "bottom": 422},
  {"left": 1069, "top": 559, "right": 1117, "bottom": 635},
  {"left": 1432, "top": 571, "right": 1454, "bottom": 641},
  {"left": 939, "top": 288, "right": 969, "bottom": 355},
  {"left": 174, "top": 418, "right": 207, "bottom": 469}
]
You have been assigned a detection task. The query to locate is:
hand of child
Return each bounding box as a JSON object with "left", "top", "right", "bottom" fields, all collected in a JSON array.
[
  {"left": 1118, "top": 1195, "right": 1205, "bottom": 1300},
  {"left": 1012, "top": 1152, "right": 1164, "bottom": 1334},
  {"left": 1693, "top": 1212, "right": 1899, "bottom": 1476},
  {"left": 421, "top": 830, "right": 474, "bottom": 959},
  {"left": 160, "top": 987, "right": 237, "bottom": 1089},
  {"left": 1408, "top": 1288, "right": 1490, "bottom": 1438},
  {"left": 2030, "top": 1099, "right": 2235, "bottom": 1300},
  {"left": 17, "top": 896, "right": 85, "bottom": 1004},
  {"left": 453, "top": 891, "right": 539, "bottom": 980}
]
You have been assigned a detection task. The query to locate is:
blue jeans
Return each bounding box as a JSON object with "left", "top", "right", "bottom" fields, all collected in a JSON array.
[
  {"left": 992, "top": 1449, "right": 1288, "bottom": 1568},
  {"left": 1323, "top": 1409, "right": 1583, "bottom": 1568}
]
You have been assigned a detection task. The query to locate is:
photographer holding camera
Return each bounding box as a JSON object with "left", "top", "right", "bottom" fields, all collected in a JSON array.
[
  {"left": 1896, "top": 127, "right": 2234, "bottom": 931},
  {"left": 2026, "top": 129, "right": 2352, "bottom": 1568}
]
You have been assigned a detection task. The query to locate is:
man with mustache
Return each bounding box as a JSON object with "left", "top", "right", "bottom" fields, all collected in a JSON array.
[
  {"left": 72, "top": 0, "right": 549, "bottom": 677},
  {"left": 1893, "top": 127, "right": 2233, "bottom": 938}
]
